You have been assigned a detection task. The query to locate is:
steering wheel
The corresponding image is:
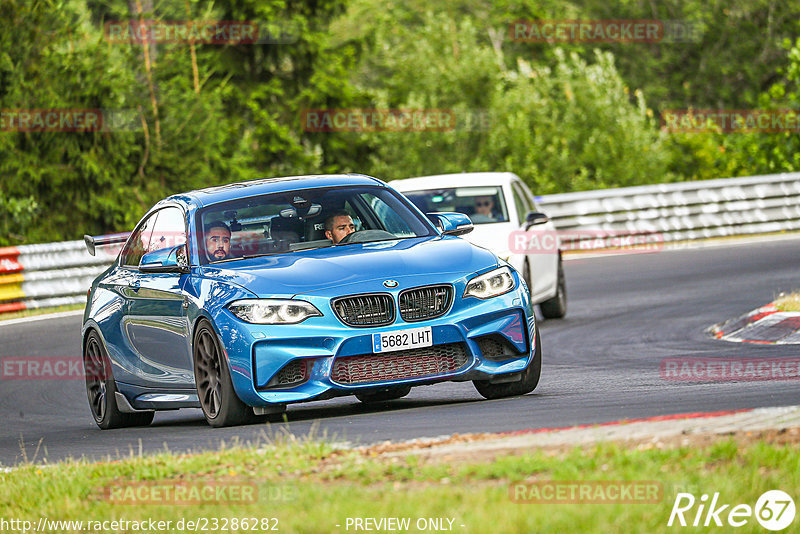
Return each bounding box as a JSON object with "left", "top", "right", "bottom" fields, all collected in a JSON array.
[{"left": 338, "top": 229, "right": 396, "bottom": 244}]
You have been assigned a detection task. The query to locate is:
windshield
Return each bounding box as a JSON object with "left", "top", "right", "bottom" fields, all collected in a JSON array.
[
  {"left": 402, "top": 186, "right": 510, "bottom": 224},
  {"left": 197, "top": 185, "right": 434, "bottom": 264}
]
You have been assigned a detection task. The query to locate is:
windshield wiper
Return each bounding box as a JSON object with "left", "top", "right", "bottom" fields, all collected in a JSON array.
[{"left": 334, "top": 236, "right": 412, "bottom": 246}]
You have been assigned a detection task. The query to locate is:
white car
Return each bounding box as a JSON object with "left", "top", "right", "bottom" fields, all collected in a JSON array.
[{"left": 392, "top": 172, "right": 566, "bottom": 318}]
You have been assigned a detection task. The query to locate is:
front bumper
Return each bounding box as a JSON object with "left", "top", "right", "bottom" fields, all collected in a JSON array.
[{"left": 215, "top": 277, "right": 536, "bottom": 407}]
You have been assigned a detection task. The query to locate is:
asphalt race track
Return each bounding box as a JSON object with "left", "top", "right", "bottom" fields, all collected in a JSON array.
[{"left": 1, "top": 237, "right": 799, "bottom": 466}]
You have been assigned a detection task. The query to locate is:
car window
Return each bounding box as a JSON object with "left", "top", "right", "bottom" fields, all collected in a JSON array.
[
  {"left": 148, "top": 207, "right": 187, "bottom": 253},
  {"left": 197, "top": 186, "right": 433, "bottom": 264},
  {"left": 516, "top": 180, "right": 538, "bottom": 211},
  {"left": 365, "top": 193, "right": 416, "bottom": 236},
  {"left": 402, "top": 186, "right": 509, "bottom": 224},
  {"left": 119, "top": 211, "right": 159, "bottom": 267},
  {"left": 510, "top": 182, "right": 530, "bottom": 225}
]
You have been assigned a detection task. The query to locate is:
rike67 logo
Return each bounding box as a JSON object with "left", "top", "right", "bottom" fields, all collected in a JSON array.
[{"left": 668, "top": 490, "right": 795, "bottom": 531}]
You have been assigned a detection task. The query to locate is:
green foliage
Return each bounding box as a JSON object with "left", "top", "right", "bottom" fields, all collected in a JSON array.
[
  {"left": 480, "top": 49, "right": 672, "bottom": 193},
  {"left": 714, "top": 35, "right": 800, "bottom": 176},
  {"left": 3, "top": 0, "right": 800, "bottom": 243},
  {"left": 329, "top": 6, "right": 674, "bottom": 193},
  {"left": 0, "top": 0, "right": 352, "bottom": 244},
  {"left": 0, "top": 0, "right": 143, "bottom": 245},
  {"left": 0, "top": 194, "right": 38, "bottom": 244}
]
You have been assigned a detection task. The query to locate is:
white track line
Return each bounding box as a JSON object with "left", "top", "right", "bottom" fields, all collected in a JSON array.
[{"left": 0, "top": 309, "right": 83, "bottom": 327}]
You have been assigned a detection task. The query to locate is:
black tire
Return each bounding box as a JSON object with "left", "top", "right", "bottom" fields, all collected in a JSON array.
[
  {"left": 355, "top": 386, "right": 411, "bottom": 403},
  {"left": 540, "top": 256, "right": 567, "bottom": 319},
  {"left": 522, "top": 259, "right": 533, "bottom": 296},
  {"left": 83, "top": 331, "right": 154, "bottom": 429},
  {"left": 473, "top": 326, "right": 542, "bottom": 400},
  {"left": 193, "top": 320, "right": 251, "bottom": 428}
]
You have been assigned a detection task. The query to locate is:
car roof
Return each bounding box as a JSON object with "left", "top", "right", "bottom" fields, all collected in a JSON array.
[
  {"left": 165, "top": 174, "right": 385, "bottom": 208},
  {"left": 390, "top": 172, "right": 519, "bottom": 191}
]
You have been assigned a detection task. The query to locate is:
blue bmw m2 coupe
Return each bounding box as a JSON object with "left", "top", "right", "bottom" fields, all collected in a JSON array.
[{"left": 82, "top": 174, "right": 541, "bottom": 428}]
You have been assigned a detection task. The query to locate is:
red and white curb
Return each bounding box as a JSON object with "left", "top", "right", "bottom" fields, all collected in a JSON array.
[{"left": 709, "top": 304, "right": 800, "bottom": 344}]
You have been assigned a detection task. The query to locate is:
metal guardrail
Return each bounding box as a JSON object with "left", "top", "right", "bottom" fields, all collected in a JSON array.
[
  {"left": 2, "top": 172, "right": 800, "bottom": 314},
  {"left": 536, "top": 172, "right": 800, "bottom": 243}
]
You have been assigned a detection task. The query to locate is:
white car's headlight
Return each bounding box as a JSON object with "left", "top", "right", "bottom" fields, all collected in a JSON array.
[
  {"left": 464, "top": 266, "right": 515, "bottom": 299},
  {"left": 227, "top": 299, "right": 322, "bottom": 324}
]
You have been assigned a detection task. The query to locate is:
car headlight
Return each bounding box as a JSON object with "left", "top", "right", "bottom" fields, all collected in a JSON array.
[
  {"left": 227, "top": 299, "right": 322, "bottom": 324},
  {"left": 464, "top": 266, "right": 515, "bottom": 299}
]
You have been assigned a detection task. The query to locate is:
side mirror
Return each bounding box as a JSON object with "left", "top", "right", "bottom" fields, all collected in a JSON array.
[
  {"left": 427, "top": 212, "right": 474, "bottom": 236},
  {"left": 139, "top": 244, "right": 189, "bottom": 273},
  {"left": 525, "top": 212, "right": 549, "bottom": 228}
]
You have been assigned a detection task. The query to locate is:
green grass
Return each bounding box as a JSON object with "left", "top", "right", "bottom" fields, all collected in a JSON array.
[
  {"left": 774, "top": 291, "right": 800, "bottom": 312},
  {"left": 1, "top": 433, "right": 798, "bottom": 533},
  {"left": 0, "top": 303, "right": 83, "bottom": 321}
]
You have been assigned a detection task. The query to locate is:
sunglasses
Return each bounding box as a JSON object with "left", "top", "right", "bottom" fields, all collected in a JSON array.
[{"left": 476, "top": 200, "right": 492, "bottom": 207}]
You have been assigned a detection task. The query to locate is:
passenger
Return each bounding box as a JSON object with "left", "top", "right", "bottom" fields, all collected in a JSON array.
[{"left": 204, "top": 220, "right": 231, "bottom": 261}]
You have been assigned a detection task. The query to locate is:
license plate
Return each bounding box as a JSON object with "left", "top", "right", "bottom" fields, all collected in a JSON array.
[{"left": 372, "top": 326, "right": 432, "bottom": 353}]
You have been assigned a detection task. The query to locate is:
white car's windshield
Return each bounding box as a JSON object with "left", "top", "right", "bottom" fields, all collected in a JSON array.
[
  {"left": 402, "top": 186, "right": 510, "bottom": 224},
  {"left": 198, "top": 186, "right": 433, "bottom": 264}
]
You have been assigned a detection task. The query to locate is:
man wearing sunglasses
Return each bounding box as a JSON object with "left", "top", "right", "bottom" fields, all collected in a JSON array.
[{"left": 474, "top": 195, "right": 498, "bottom": 221}]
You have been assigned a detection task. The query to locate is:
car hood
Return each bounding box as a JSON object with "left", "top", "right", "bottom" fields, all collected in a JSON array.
[
  {"left": 458, "top": 222, "right": 516, "bottom": 255},
  {"left": 199, "top": 235, "right": 497, "bottom": 297}
]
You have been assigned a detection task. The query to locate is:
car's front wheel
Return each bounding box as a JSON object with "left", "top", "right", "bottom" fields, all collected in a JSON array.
[
  {"left": 540, "top": 256, "right": 567, "bottom": 319},
  {"left": 473, "top": 326, "right": 542, "bottom": 400},
  {"left": 193, "top": 320, "right": 251, "bottom": 428},
  {"left": 84, "top": 331, "right": 154, "bottom": 429}
]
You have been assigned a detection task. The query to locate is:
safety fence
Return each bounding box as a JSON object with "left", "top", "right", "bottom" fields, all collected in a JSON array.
[
  {"left": 0, "top": 241, "right": 117, "bottom": 314},
  {"left": 2, "top": 172, "right": 800, "bottom": 314},
  {"left": 536, "top": 172, "right": 800, "bottom": 244}
]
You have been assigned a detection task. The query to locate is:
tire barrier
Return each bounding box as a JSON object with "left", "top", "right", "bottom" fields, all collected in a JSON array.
[
  {"left": 0, "top": 240, "right": 118, "bottom": 315},
  {"left": 2, "top": 172, "right": 800, "bottom": 315}
]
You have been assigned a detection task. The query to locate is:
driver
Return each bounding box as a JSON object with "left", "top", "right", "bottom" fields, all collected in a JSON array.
[
  {"left": 324, "top": 210, "right": 356, "bottom": 244},
  {"left": 474, "top": 195, "right": 497, "bottom": 220},
  {"left": 204, "top": 220, "right": 231, "bottom": 261}
]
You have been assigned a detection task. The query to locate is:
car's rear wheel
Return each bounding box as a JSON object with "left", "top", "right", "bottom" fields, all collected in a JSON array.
[
  {"left": 193, "top": 320, "right": 251, "bottom": 428},
  {"left": 84, "top": 331, "right": 154, "bottom": 429},
  {"left": 540, "top": 256, "right": 567, "bottom": 319},
  {"left": 355, "top": 386, "right": 411, "bottom": 403},
  {"left": 473, "top": 326, "right": 542, "bottom": 400}
]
